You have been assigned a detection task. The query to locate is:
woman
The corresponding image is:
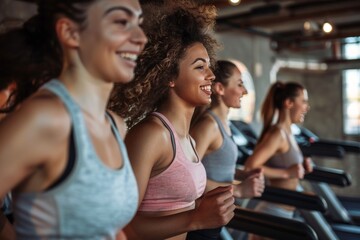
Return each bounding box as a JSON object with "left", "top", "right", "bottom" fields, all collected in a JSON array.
[
  {"left": 110, "top": 1, "right": 235, "bottom": 239},
  {"left": 0, "top": 0, "right": 147, "bottom": 239},
  {"left": 244, "top": 81, "right": 313, "bottom": 240},
  {"left": 188, "top": 60, "right": 265, "bottom": 240}
]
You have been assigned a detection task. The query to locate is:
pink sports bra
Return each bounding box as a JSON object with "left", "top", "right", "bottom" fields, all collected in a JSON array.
[{"left": 138, "top": 112, "right": 207, "bottom": 212}]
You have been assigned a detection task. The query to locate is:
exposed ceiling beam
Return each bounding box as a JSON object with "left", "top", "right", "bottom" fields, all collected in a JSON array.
[{"left": 217, "top": 1, "right": 360, "bottom": 28}]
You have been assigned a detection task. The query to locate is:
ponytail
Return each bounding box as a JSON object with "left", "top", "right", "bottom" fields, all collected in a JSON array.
[{"left": 258, "top": 81, "right": 304, "bottom": 141}]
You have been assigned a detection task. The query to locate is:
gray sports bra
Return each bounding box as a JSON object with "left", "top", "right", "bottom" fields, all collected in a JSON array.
[
  {"left": 201, "top": 110, "right": 238, "bottom": 183},
  {"left": 266, "top": 128, "right": 303, "bottom": 168}
]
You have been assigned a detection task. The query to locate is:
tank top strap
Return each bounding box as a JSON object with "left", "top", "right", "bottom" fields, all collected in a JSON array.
[
  {"left": 207, "top": 110, "right": 227, "bottom": 138},
  {"left": 41, "top": 79, "right": 89, "bottom": 156},
  {"left": 105, "top": 111, "right": 128, "bottom": 158}
]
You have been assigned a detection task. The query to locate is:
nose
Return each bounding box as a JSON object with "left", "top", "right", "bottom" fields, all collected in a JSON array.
[
  {"left": 207, "top": 68, "right": 216, "bottom": 82},
  {"left": 132, "top": 25, "right": 148, "bottom": 49},
  {"left": 243, "top": 85, "right": 248, "bottom": 95}
]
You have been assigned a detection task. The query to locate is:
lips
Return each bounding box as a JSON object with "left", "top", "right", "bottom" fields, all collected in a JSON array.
[
  {"left": 200, "top": 84, "right": 212, "bottom": 95},
  {"left": 118, "top": 52, "right": 139, "bottom": 62}
]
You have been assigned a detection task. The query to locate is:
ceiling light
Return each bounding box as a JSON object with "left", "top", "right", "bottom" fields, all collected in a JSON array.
[
  {"left": 322, "top": 21, "right": 333, "bottom": 33},
  {"left": 229, "top": 0, "right": 241, "bottom": 6}
]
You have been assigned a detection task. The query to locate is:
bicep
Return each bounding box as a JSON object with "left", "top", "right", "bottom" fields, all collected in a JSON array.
[
  {"left": 125, "top": 125, "right": 166, "bottom": 204},
  {"left": 245, "top": 132, "right": 282, "bottom": 169},
  {"left": 0, "top": 111, "right": 51, "bottom": 197},
  {"left": 0, "top": 98, "right": 70, "bottom": 198}
]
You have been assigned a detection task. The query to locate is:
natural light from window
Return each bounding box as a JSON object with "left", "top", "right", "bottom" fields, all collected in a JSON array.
[{"left": 343, "top": 37, "right": 360, "bottom": 135}]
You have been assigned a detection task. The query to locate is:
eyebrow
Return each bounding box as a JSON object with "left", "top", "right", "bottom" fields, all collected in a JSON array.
[
  {"left": 104, "top": 6, "right": 143, "bottom": 19},
  {"left": 191, "top": 58, "right": 209, "bottom": 65}
]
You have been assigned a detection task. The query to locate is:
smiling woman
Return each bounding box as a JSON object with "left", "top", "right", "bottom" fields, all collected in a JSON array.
[
  {"left": 0, "top": 0, "right": 147, "bottom": 239},
  {"left": 244, "top": 81, "right": 312, "bottom": 240},
  {"left": 109, "top": 1, "right": 235, "bottom": 239}
]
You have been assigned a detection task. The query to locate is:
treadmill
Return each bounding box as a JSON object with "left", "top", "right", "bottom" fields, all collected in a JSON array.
[{"left": 229, "top": 120, "right": 360, "bottom": 240}]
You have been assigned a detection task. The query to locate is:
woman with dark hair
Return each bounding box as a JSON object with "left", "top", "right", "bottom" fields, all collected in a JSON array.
[
  {"left": 244, "top": 81, "right": 313, "bottom": 240},
  {"left": 110, "top": 1, "right": 235, "bottom": 239},
  {"left": 187, "top": 60, "right": 265, "bottom": 239},
  {"left": 0, "top": 0, "right": 147, "bottom": 239}
]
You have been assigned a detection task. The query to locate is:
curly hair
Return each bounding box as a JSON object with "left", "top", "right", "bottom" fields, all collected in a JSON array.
[{"left": 109, "top": 0, "right": 219, "bottom": 128}]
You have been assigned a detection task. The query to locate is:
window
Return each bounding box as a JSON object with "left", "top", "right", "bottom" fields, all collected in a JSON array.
[{"left": 342, "top": 37, "right": 360, "bottom": 135}]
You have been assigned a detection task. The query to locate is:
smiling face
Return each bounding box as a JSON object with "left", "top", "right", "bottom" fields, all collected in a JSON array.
[
  {"left": 221, "top": 67, "right": 247, "bottom": 109},
  {"left": 76, "top": 0, "right": 147, "bottom": 83},
  {"left": 171, "top": 42, "right": 215, "bottom": 106},
  {"left": 289, "top": 89, "right": 310, "bottom": 123}
]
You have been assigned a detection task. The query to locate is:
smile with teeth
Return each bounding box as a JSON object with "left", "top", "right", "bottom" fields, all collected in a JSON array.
[
  {"left": 200, "top": 85, "right": 212, "bottom": 95},
  {"left": 119, "top": 52, "right": 138, "bottom": 62}
]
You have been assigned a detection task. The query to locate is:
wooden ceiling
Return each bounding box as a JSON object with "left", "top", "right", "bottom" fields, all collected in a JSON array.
[{"left": 202, "top": 0, "right": 360, "bottom": 51}]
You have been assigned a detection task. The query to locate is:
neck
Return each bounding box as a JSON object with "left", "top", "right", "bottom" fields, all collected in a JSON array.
[
  {"left": 157, "top": 100, "right": 195, "bottom": 139},
  {"left": 277, "top": 109, "right": 292, "bottom": 132},
  {"left": 58, "top": 66, "right": 113, "bottom": 122},
  {"left": 210, "top": 101, "right": 230, "bottom": 123}
]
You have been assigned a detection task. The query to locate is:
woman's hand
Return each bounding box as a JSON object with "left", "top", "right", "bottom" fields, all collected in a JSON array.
[
  {"left": 192, "top": 186, "right": 235, "bottom": 230},
  {"left": 303, "top": 157, "right": 313, "bottom": 173},
  {"left": 234, "top": 169, "right": 265, "bottom": 198}
]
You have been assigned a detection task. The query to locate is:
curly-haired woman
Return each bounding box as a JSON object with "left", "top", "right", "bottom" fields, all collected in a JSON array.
[{"left": 110, "top": 1, "right": 235, "bottom": 239}]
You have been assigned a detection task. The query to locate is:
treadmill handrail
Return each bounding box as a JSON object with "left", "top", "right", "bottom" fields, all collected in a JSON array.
[
  {"left": 311, "top": 140, "right": 360, "bottom": 154},
  {"left": 304, "top": 166, "right": 352, "bottom": 187},
  {"left": 254, "top": 186, "right": 328, "bottom": 213},
  {"left": 299, "top": 145, "right": 345, "bottom": 158},
  {"left": 227, "top": 207, "right": 318, "bottom": 240}
]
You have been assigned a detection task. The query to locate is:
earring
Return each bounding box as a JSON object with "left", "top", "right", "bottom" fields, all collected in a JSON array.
[{"left": 169, "top": 81, "right": 175, "bottom": 87}]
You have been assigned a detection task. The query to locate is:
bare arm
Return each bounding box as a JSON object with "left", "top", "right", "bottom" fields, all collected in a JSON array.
[
  {"left": 233, "top": 168, "right": 265, "bottom": 198},
  {"left": 124, "top": 119, "right": 235, "bottom": 239},
  {"left": 0, "top": 96, "right": 70, "bottom": 198},
  {"left": 244, "top": 127, "right": 295, "bottom": 179},
  {"left": 190, "top": 115, "right": 219, "bottom": 160}
]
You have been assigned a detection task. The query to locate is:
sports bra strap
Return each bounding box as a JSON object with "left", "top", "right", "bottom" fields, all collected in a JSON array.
[{"left": 151, "top": 112, "right": 176, "bottom": 160}]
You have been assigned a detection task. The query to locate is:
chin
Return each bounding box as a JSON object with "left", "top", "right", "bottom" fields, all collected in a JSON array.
[
  {"left": 198, "top": 99, "right": 211, "bottom": 106},
  {"left": 117, "top": 73, "right": 135, "bottom": 84}
]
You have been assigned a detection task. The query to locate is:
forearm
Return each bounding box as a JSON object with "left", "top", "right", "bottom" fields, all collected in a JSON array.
[
  {"left": 125, "top": 210, "right": 198, "bottom": 240},
  {"left": 234, "top": 168, "right": 247, "bottom": 181},
  {"left": 262, "top": 166, "right": 290, "bottom": 179}
]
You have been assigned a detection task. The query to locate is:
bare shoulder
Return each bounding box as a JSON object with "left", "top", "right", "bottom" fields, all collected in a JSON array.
[
  {"left": 261, "top": 125, "right": 286, "bottom": 147},
  {"left": 191, "top": 113, "right": 218, "bottom": 137},
  {"left": 0, "top": 90, "right": 71, "bottom": 181},
  {"left": 3, "top": 90, "right": 71, "bottom": 141},
  {"left": 125, "top": 115, "right": 172, "bottom": 167},
  {"left": 127, "top": 115, "right": 171, "bottom": 144}
]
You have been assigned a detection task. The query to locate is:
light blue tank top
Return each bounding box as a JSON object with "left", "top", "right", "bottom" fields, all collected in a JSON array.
[
  {"left": 13, "top": 80, "right": 138, "bottom": 240},
  {"left": 267, "top": 128, "right": 304, "bottom": 168},
  {"left": 201, "top": 111, "right": 238, "bottom": 183}
]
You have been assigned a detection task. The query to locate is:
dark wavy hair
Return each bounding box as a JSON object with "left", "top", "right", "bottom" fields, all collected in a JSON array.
[
  {"left": 109, "top": 0, "right": 219, "bottom": 128},
  {"left": 0, "top": 0, "right": 96, "bottom": 113}
]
